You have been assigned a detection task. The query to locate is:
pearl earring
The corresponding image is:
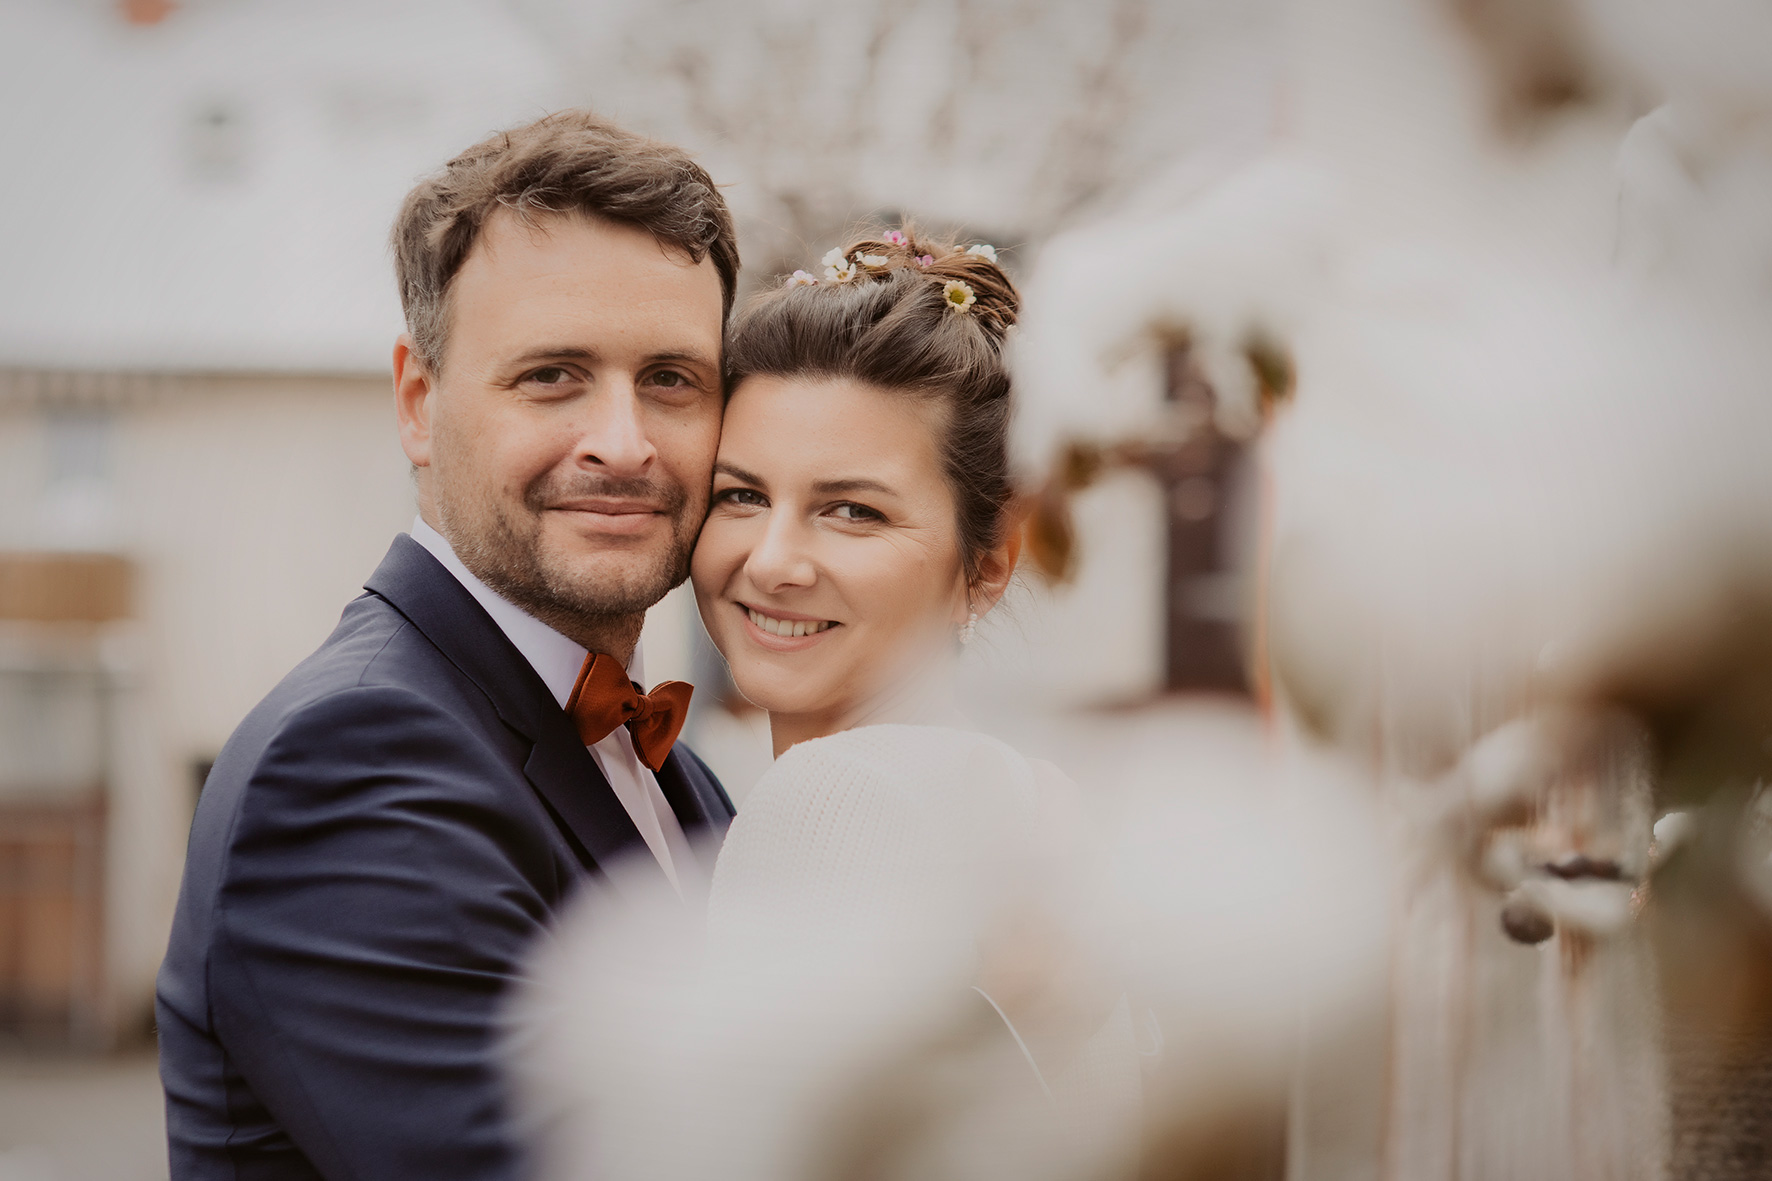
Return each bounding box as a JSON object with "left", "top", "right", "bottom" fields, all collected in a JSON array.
[{"left": 958, "top": 611, "right": 978, "bottom": 645}]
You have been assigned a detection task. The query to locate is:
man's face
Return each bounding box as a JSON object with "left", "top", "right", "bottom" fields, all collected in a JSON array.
[{"left": 396, "top": 210, "right": 725, "bottom": 631}]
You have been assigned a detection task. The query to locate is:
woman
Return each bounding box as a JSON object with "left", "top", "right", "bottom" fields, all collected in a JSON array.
[
  {"left": 513, "top": 230, "right": 1141, "bottom": 1181},
  {"left": 693, "top": 232, "right": 1019, "bottom": 758}
]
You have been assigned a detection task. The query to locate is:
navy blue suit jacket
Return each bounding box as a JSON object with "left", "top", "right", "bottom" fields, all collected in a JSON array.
[{"left": 156, "top": 534, "right": 733, "bottom": 1181}]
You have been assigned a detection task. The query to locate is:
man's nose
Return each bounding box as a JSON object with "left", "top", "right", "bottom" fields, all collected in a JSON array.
[
  {"left": 745, "top": 513, "right": 817, "bottom": 593},
  {"left": 575, "top": 379, "right": 657, "bottom": 478}
]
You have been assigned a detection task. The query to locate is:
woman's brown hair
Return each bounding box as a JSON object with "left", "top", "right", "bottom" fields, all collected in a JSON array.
[{"left": 724, "top": 228, "right": 1019, "bottom": 588}]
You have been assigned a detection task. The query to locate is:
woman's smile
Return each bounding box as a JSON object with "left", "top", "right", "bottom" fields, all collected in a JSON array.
[
  {"left": 690, "top": 373, "right": 971, "bottom": 752},
  {"left": 741, "top": 603, "right": 841, "bottom": 644}
]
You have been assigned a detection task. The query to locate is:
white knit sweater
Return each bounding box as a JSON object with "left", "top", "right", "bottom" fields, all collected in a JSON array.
[
  {"left": 710, "top": 724, "right": 1047, "bottom": 944},
  {"left": 511, "top": 723, "right": 1142, "bottom": 1181},
  {"left": 709, "top": 724, "right": 1144, "bottom": 1157}
]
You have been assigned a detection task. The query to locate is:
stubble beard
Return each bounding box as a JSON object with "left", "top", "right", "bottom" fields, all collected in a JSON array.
[{"left": 438, "top": 468, "right": 697, "bottom": 646}]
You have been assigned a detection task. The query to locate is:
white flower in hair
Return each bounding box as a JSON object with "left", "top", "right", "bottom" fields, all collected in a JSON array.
[
  {"left": 821, "top": 246, "right": 859, "bottom": 283},
  {"left": 965, "top": 243, "right": 999, "bottom": 264},
  {"left": 786, "top": 270, "right": 818, "bottom": 287},
  {"left": 943, "top": 279, "right": 977, "bottom": 313},
  {"left": 857, "top": 253, "right": 889, "bottom": 268}
]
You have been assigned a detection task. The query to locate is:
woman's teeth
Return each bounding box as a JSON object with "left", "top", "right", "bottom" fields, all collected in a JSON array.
[{"left": 747, "top": 607, "right": 834, "bottom": 638}]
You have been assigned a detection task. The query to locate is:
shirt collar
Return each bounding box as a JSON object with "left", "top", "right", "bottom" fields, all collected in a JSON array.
[{"left": 409, "top": 516, "right": 643, "bottom": 709}]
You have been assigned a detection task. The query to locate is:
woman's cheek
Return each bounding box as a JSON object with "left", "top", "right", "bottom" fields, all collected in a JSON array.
[
  {"left": 689, "top": 527, "right": 741, "bottom": 648},
  {"left": 691, "top": 516, "right": 739, "bottom": 584}
]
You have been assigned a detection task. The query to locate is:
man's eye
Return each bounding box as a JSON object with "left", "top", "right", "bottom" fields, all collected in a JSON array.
[
  {"left": 528, "top": 367, "right": 572, "bottom": 385},
  {"left": 651, "top": 370, "right": 687, "bottom": 388},
  {"left": 830, "top": 502, "right": 882, "bottom": 521}
]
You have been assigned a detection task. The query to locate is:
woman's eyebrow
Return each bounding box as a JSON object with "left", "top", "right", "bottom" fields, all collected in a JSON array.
[
  {"left": 713, "top": 461, "right": 766, "bottom": 486},
  {"left": 812, "top": 477, "right": 895, "bottom": 497}
]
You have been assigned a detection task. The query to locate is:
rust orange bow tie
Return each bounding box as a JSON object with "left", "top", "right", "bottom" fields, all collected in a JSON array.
[{"left": 565, "top": 653, "right": 694, "bottom": 773}]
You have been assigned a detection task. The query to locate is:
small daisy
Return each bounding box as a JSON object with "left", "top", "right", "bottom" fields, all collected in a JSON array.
[
  {"left": 943, "top": 279, "right": 976, "bottom": 313},
  {"left": 883, "top": 230, "right": 908, "bottom": 246},
  {"left": 786, "top": 269, "right": 818, "bottom": 287},
  {"left": 965, "top": 243, "right": 998, "bottom": 264}
]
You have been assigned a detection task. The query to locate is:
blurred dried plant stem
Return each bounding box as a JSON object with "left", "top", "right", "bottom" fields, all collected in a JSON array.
[{"left": 504, "top": 0, "right": 1279, "bottom": 286}]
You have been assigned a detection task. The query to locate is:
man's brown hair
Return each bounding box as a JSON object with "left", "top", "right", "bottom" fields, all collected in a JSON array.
[{"left": 392, "top": 110, "right": 740, "bottom": 370}]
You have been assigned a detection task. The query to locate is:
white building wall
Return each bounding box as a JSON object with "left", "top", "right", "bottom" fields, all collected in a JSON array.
[
  {"left": 0, "top": 374, "right": 417, "bottom": 1028},
  {"left": 116, "top": 376, "right": 415, "bottom": 760}
]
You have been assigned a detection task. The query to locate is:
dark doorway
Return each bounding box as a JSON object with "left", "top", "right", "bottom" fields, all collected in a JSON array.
[{"left": 1158, "top": 346, "right": 1252, "bottom": 695}]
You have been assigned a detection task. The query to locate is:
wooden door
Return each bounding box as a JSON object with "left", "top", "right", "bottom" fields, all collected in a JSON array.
[{"left": 0, "top": 799, "right": 106, "bottom": 1045}]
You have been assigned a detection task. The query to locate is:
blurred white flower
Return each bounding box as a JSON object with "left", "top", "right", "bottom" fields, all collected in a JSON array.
[{"left": 821, "top": 247, "right": 858, "bottom": 283}]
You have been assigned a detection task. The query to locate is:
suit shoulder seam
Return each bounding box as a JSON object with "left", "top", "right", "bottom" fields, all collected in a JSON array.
[{"left": 352, "top": 616, "right": 413, "bottom": 690}]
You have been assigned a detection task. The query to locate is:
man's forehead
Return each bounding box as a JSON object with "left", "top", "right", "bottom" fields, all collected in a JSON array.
[
  {"left": 445, "top": 208, "right": 723, "bottom": 357},
  {"left": 465, "top": 206, "right": 707, "bottom": 280}
]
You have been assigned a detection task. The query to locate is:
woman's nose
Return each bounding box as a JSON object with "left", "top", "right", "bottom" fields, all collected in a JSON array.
[
  {"left": 744, "top": 514, "right": 817, "bottom": 593},
  {"left": 575, "top": 381, "right": 657, "bottom": 479}
]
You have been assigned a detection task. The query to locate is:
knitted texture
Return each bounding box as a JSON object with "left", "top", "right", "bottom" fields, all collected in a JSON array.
[
  {"left": 708, "top": 723, "right": 1144, "bottom": 1161},
  {"left": 709, "top": 724, "right": 1042, "bottom": 949},
  {"left": 510, "top": 723, "right": 1143, "bottom": 1181}
]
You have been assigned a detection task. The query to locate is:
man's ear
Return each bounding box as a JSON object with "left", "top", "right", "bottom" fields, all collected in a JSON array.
[{"left": 393, "top": 334, "right": 436, "bottom": 469}]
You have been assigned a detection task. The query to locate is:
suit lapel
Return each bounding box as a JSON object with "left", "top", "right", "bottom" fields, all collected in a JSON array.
[
  {"left": 654, "top": 744, "right": 736, "bottom": 878},
  {"left": 655, "top": 746, "right": 734, "bottom": 839},
  {"left": 522, "top": 730, "right": 653, "bottom": 874},
  {"left": 363, "top": 535, "right": 650, "bottom": 875}
]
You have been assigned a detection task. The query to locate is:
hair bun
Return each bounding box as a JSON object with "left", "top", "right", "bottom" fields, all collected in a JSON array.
[{"left": 836, "top": 228, "right": 1019, "bottom": 341}]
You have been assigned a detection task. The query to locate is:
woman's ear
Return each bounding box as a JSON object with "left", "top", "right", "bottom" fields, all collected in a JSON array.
[{"left": 969, "top": 526, "right": 1019, "bottom": 616}]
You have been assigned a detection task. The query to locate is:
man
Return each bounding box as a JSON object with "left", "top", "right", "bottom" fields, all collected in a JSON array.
[{"left": 156, "top": 110, "right": 740, "bottom": 1180}]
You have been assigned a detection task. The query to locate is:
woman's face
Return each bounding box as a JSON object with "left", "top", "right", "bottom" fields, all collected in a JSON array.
[{"left": 691, "top": 374, "right": 970, "bottom": 733}]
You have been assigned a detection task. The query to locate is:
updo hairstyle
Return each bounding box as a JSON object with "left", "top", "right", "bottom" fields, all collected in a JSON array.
[{"left": 724, "top": 228, "right": 1020, "bottom": 587}]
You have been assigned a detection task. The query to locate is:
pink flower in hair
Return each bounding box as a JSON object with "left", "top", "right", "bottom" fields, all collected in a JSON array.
[
  {"left": 883, "top": 230, "right": 908, "bottom": 246},
  {"left": 916, "top": 255, "right": 934, "bottom": 267}
]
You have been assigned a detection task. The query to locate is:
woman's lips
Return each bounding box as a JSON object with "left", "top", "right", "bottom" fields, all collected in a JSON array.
[{"left": 739, "top": 603, "right": 840, "bottom": 649}]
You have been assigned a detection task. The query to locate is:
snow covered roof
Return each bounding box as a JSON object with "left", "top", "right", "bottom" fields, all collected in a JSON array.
[{"left": 0, "top": 0, "right": 566, "bottom": 374}]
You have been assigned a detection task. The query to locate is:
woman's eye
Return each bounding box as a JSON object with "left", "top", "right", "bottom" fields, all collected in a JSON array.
[
  {"left": 717, "top": 487, "right": 767, "bottom": 508},
  {"left": 830, "top": 502, "right": 883, "bottom": 521}
]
